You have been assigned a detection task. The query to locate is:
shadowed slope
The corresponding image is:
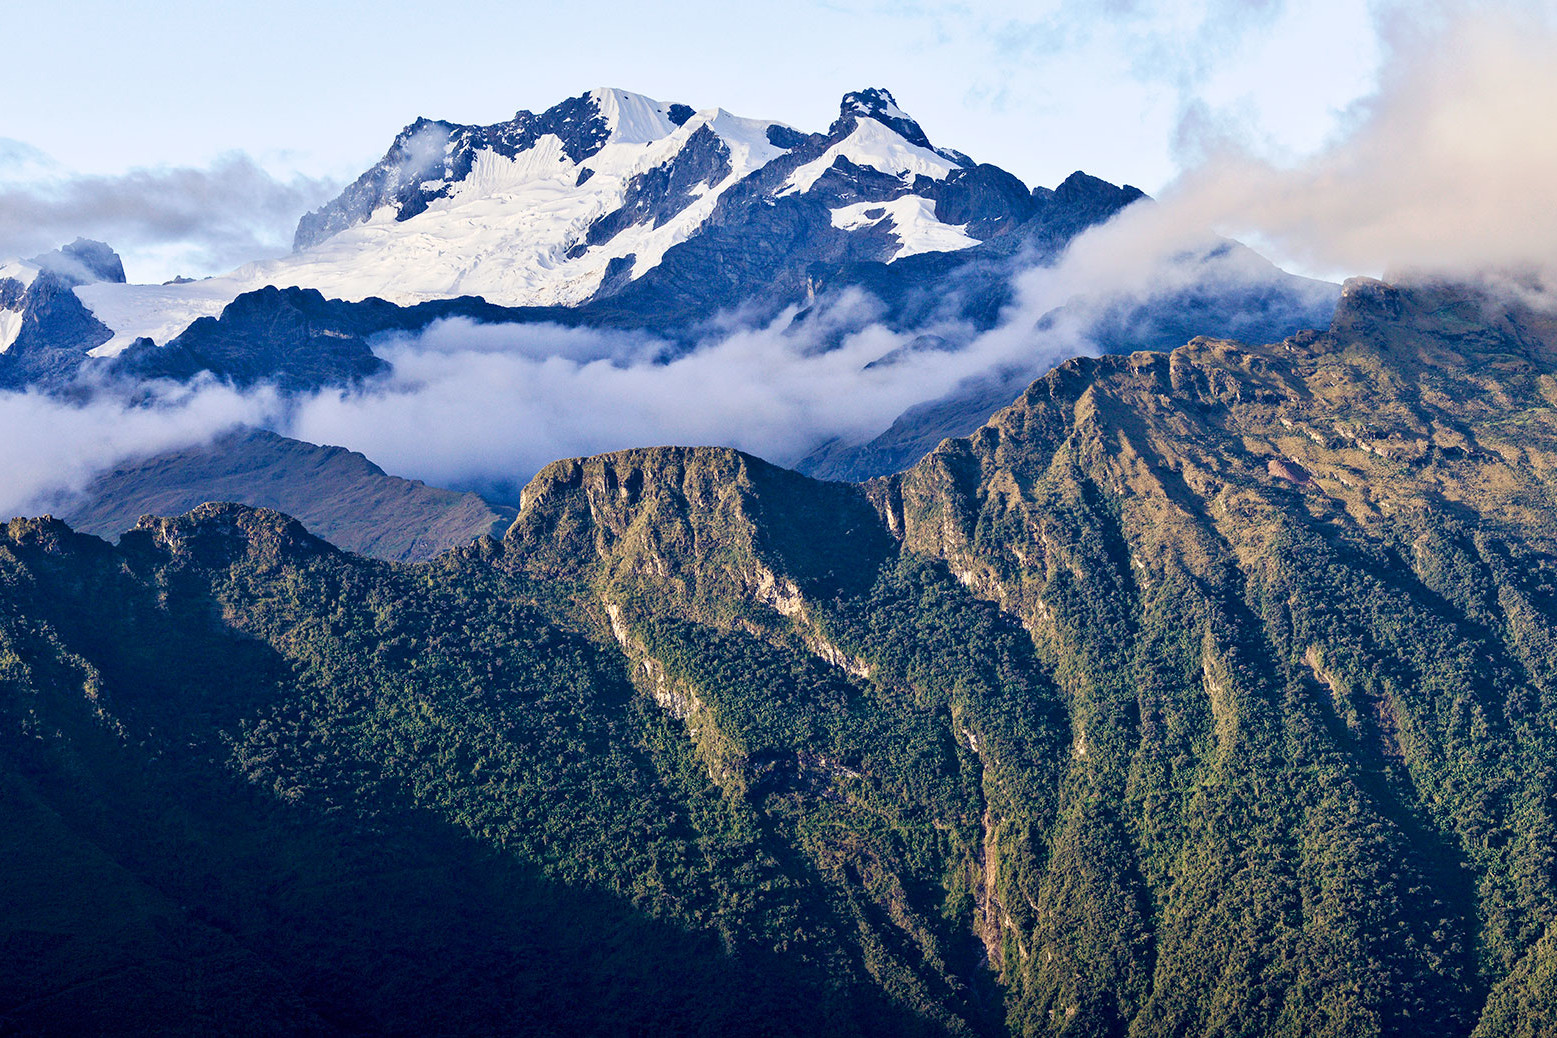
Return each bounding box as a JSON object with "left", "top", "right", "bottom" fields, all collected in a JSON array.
[{"left": 46, "top": 427, "right": 513, "bottom": 562}]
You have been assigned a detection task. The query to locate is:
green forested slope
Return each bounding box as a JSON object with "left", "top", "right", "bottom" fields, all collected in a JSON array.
[{"left": 2, "top": 278, "right": 1555, "bottom": 1035}]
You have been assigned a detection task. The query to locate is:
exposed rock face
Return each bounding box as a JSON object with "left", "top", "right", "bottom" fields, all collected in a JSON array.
[
  {"left": 1034, "top": 171, "right": 1147, "bottom": 229},
  {"left": 581, "top": 124, "right": 734, "bottom": 250},
  {"left": 834, "top": 87, "right": 939, "bottom": 151},
  {"left": 1266, "top": 457, "right": 1315, "bottom": 486},
  {"left": 0, "top": 268, "right": 114, "bottom": 389},
  {"left": 931, "top": 163, "right": 1039, "bottom": 238}
]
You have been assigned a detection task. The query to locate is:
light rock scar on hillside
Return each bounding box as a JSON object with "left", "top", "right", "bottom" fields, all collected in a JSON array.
[{"left": 744, "top": 563, "right": 873, "bottom": 679}]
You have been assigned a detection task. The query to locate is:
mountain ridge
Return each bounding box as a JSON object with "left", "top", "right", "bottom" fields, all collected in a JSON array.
[
  {"left": 3, "top": 275, "right": 1554, "bottom": 1034},
  {"left": 40, "top": 426, "right": 514, "bottom": 562},
  {"left": 65, "top": 84, "right": 1150, "bottom": 353}
]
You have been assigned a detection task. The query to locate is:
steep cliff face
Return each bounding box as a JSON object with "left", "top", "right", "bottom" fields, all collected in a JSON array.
[
  {"left": 863, "top": 277, "right": 1557, "bottom": 1034},
  {"left": 2, "top": 279, "right": 1556, "bottom": 1036}
]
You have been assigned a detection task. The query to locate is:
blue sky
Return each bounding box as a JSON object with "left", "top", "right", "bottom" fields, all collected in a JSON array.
[
  {"left": 10, "top": 1, "right": 1380, "bottom": 186},
  {"left": 4, "top": 0, "right": 1551, "bottom": 283}
]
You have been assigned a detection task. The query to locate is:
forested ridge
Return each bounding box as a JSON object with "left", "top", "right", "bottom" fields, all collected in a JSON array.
[{"left": 3, "top": 277, "right": 1556, "bottom": 1035}]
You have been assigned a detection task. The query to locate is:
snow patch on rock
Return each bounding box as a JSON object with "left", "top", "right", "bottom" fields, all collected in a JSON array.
[
  {"left": 0, "top": 308, "right": 22, "bottom": 353},
  {"left": 830, "top": 196, "right": 979, "bottom": 261}
]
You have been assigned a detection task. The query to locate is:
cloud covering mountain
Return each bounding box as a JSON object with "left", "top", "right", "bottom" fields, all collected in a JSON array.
[
  {"left": 4, "top": 4, "right": 1553, "bottom": 522},
  {"left": 3, "top": 213, "right": 1331, "bottom": 517}
]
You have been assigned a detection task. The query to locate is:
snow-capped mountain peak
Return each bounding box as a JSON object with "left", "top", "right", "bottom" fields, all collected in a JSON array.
[
  {"left": 835, "top": 87, "right": 933, "bottom": 150},
  {"left": 585, "top": 87, "right": 684, "bottom": 145},
  {"left": 54, "top": 86, "right": 1149, "bottom": 359},
  {"left": 74, "top": 90, "right": 807, "bottom": 347}
]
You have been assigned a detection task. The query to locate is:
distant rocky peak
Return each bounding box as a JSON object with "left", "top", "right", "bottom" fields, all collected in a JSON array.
[
  {"left": 1049, "top": 170, "right": 1146, "bottom": 208},
  {"left": 834, "top": 88, "right": 934, "bottom": 150},
  {"left": 1329, "top": 276, "right": 1407, "bottom": 337},
  {"left": 29, "top": 238, "right": 127, "bottom": 286}
]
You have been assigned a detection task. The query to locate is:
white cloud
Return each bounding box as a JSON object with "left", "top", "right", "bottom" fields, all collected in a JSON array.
[
  {"left": 1163, "top": 3, "right": 1557, "bottom": 282},
  {"left": 0, "top": 152, "right": 338, "bottom": 282},
  {"left": 281, "top": 216, "right": 1326, "bottom": 494},
  {"left": 0, "top": 379, "right": 280, "bottom": 520}
]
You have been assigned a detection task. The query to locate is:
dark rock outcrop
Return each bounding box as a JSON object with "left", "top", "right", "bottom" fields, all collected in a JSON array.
[{"left": 30, "top": 238, "right": 128, "bottom": 285}]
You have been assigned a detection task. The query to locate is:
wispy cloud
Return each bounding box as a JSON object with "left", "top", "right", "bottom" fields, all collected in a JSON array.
[
  {"left": 0, "top": 379, "right": 281, "bottom": 520},
  {"left": 981, "top": 0, "right": 1290, "bottom": 93},
  {"left": 941, "top": 0, "right": 1381, "bottom": 189},
  {"left": 1162, "top": 2, "right": 1557, "bottom": 282},
  {"left": 0, "top": 138, "right": 61, "bottom": 180},
  {"left": 0, "top": 151, "right": 337, "bottom": 281}
]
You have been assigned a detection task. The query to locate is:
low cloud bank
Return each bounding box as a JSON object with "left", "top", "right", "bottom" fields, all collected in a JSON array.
[
  {"left": 1, "top": 218, "right": 1324, "bottom": 518},
  {"left": 0, "top": 380, "right": 280, "bottom": 519}
]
